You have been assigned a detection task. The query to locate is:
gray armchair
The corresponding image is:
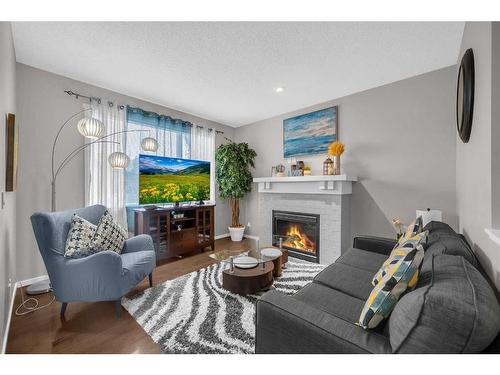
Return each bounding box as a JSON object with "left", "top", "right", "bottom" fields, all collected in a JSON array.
[{"left": 30, "top": 204, "right": 156, "bottom": 318}]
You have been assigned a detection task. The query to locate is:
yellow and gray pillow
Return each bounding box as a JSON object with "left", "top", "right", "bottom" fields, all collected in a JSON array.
[
  {"left": 358, "top": 236, "right": 426, "bottom": 329},
  {"left": 372, "top": 231, "right": 428, "bottom": 286},
  {"left": 396, "top": 216, "right": 423, "bottom": 247}
]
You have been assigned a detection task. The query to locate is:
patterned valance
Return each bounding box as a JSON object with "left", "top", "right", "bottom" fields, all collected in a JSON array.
[{"left": 127, "top": 106, "right": 192, "bottom": 133}]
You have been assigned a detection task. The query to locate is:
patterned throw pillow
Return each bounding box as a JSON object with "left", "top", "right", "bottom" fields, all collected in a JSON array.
[
  {"left": 64, "top": 214, "right": 98, "bottom": 258},
  {"left": 396, "top": 216, "right": 423, "bottom": 247},
  {"left": 358, "top": 243, "right": 425, "bottom": 329},
  {"left": 90, "top": 209, "right": 127, "bottom": 254},
  {"left": 372, "top": 231, "right": 428, "bottom": 286}
]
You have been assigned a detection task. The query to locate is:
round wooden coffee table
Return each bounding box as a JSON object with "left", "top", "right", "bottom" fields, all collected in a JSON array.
[{"left": 222, "top": 261, "right": 274, "bottom": 295}]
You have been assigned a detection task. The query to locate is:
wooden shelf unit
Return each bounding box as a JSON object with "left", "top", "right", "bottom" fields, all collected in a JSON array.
[{"left": 134, "top": 204, "right": 215, "bottom": 263}]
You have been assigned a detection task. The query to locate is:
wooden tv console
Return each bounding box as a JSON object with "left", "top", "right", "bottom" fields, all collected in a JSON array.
[{"left": 134, "top": 204, "right": 215, "bottom": 264}]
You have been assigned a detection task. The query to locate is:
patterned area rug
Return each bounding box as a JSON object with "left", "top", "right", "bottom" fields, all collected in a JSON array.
[{"left": 122, "top": 258, "right": 325, "bottom": 354}]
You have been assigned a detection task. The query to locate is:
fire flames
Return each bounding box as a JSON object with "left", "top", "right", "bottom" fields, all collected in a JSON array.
[{"left": 283, "top": 225, "right": 316, "bottom": 253}]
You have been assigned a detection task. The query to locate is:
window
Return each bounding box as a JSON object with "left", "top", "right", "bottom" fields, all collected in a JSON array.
[
  {"left": 123, "top": 107, "right": 216, "bottom": 232},
  {"left": 124, "top": 107, "right": 193, "bottom": 206}
]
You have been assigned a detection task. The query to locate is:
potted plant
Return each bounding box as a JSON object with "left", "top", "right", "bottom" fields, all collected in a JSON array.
[{"left": 215, "top": 142, "right": 257, "bottom": 241}]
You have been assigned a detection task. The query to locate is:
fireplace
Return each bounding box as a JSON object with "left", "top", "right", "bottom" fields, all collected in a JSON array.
[{"left": 272, "top": 210, "right": 320, "bottom": 263}]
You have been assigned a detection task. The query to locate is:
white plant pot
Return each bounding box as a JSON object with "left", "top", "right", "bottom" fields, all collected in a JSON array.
[{"left": 229, "top": 226, "right": 245, "bottom": 242}]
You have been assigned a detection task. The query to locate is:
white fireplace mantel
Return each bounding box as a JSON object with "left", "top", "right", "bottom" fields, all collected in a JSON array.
[{"left": 253, "top": 174, "right": 357, "bottom": 195}]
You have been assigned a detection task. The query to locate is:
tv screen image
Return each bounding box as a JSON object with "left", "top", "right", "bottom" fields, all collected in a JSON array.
[{"left": 139, "top": 154, "right": 211, "bottom": 204}]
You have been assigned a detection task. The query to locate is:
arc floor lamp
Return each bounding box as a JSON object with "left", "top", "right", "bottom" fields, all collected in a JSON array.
[{"left": 27, "top": 108, "right": 159, "bottom": 295}]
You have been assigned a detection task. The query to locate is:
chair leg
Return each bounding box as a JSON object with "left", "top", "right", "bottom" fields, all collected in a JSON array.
[
  {"left": 114, "top": 299, "right": 122, "bottom": 319},
  {"left": 148, "top": 273, "right": 153, "bottom": 287},
  {"left": 60, "top": 302, "right": 68, "bottom": 317}
]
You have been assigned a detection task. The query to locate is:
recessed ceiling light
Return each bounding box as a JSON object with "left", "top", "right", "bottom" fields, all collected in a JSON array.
[{"left": 275, "top": 87, "right": 284, "bottom": 93}]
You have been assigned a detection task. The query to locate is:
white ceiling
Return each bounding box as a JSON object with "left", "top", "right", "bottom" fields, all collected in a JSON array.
[{"left": 12, "top": 22, "right": 464, "bottom": 127}]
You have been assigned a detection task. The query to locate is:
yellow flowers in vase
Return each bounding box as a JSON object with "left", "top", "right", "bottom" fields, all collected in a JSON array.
[
  {"left": 328, "top": 141, "right": 345, "bottom": 157},
  {"left": 328, "top": 141, "right": 345, "bottom": 175}
]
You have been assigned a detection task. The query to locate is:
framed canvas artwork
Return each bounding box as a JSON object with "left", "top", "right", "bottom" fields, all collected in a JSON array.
[
  {"left": 6, "top": 113, "right": 18, "bottom": 192},
  {"left": 283, "top": 106, "right": 338, "bottom": 158}
]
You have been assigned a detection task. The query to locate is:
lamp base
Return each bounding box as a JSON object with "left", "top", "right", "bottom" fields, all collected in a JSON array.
[{"left": 26, "top": 280, "right": 52, "bottom": 295}]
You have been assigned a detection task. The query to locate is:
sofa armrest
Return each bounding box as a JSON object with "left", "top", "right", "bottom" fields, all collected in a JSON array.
[
  {"left": 255, "top": 290, "right": 392, "bottom": 354},
  {"left": 51, "top": 251, "right": 124, "bottom": 302},
  {"left": 122, "top": 234, "right": 154, "bottom": 254},
  {"left": 353, "top": 235, "right": 397, "bottom": 255}
]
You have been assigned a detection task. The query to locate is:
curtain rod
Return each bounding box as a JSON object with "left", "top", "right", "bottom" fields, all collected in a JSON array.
[
  {"left": 64, "top": 90, "right": 101, "bottom": 104},
  {"left": 196, "top": 124, "right": 225, "bottom": 135},
  {"left": 65, "top": 89, "right": 224, "bottom": 134},
  {"left": 65, "top": 90, "right": 125, "bottom": 110}
]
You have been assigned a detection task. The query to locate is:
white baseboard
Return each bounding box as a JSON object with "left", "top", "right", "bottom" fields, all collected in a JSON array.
[
  {"left": 17, "top": 274, "right": 49, "bottom": 288},
  {"left": 243, "top": 234, "right": 260, "bottom": 241},
  {"left": 1, "top": 279, "right": 18, "bottom": 354},
  {"left": 215, "top": 233, "right": 260, "bottom": 241},
  {"left": 1, "top": 274, "right": 49, "bottom": 354}
]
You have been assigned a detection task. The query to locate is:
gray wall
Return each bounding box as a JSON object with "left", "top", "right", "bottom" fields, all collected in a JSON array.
[
  {"left": 0, "top": 22, "right": 17, "bottom": 351},
  {"left": 235, "top": 66, "right": 458, "bottom": 243},
  {"left": 492, "top": 22, "right": 500, "bottom": 229},
  {"left": 16, "top": 63, "right": 234, "bottom": 282},
  {"left": 456, "top": 22, "right": 500, "bottom": 290}
]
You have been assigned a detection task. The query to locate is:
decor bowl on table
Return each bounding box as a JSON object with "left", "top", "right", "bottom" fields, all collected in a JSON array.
[{"left": 234, "top": 256, "right": 259, "bottom": 269}]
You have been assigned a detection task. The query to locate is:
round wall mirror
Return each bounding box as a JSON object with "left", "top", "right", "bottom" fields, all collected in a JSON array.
[{"left": 456, "top": 48, "right": 475, "bottom": 143}]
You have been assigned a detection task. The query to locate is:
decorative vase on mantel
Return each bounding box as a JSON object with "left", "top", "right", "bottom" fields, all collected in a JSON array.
[
  {"left": 333, "top": 155, "right": 341, "bottom": 175},
  {"left": 328, "top": 141, "right": 345, "bottom": 176}
]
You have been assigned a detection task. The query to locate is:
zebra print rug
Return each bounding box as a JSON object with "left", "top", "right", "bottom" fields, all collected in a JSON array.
[{"left": 122, "top": 258, "right": 325, "bottom": 354}]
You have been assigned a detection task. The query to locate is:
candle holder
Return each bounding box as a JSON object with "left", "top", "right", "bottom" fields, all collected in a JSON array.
[{"left": 323, "top": 157, "right": 334, "bottom": 175}]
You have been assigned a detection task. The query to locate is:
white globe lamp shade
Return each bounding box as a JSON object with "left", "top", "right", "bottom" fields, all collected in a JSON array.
[
  {"left": 108, "top": 152, "right": 130, "bottom": 169},
  {"left": 77, "top": 117, "right": 105, "bottom": 139},
  {"left": 141, "top": 137, "right": 159, "bottom": 152}
]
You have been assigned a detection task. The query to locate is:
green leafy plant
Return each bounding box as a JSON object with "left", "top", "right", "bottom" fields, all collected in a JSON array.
[{"left": 215, "top": 142, "right": 257, "bottom": 227}]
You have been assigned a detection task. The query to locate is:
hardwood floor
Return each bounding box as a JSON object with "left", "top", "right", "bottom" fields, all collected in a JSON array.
[{"left": 6, "top": 237, "right": 251, "bottom": 354}]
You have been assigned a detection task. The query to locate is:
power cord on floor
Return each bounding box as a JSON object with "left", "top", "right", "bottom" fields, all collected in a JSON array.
[{"left": 15, "top": 281, "right": 55, "bottom": 316}]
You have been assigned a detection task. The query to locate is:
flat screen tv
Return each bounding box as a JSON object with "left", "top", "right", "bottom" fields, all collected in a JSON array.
[{"left": 139, "top": 154, "right": 211, "bottom": 204}]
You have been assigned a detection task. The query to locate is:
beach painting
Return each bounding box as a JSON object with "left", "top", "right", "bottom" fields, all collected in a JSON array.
[{"left": 283, "top": 106, "right": 338, "bottom": 158}]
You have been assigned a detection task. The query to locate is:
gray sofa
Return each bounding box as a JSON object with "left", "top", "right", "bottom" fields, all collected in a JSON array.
[{"left": 255, "top": 222, "right": 500, "bottom": 353}]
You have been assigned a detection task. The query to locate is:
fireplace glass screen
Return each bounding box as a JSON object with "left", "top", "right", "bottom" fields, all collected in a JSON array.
[{"left": 272, "top": 210, "right": 319, "bottom": 263}]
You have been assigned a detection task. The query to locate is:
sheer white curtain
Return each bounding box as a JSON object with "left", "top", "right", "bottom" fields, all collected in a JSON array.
[
  {"left": 192, "top": 125, "right": 216, "bottom": 201},
  {"left": 84, "top": 101, "right": 127, "bottom": 228}
]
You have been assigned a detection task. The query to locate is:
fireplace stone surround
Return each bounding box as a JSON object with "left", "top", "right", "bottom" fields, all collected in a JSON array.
[{"left": 253, "top": 175, "right": 356, "bottom": 264}]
